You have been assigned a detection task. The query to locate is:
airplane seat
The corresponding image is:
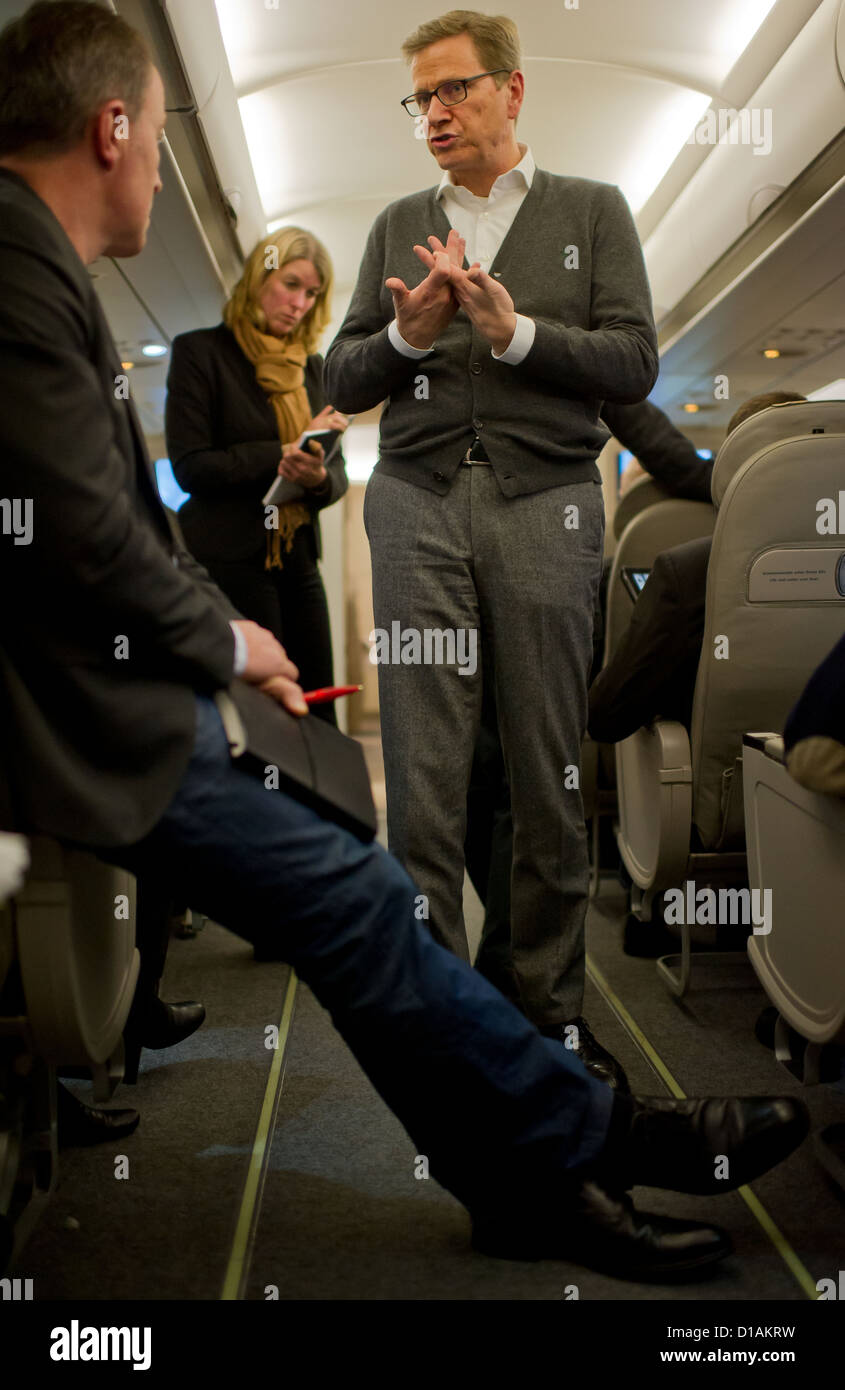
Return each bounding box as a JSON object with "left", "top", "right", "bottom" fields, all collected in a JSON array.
[
  {"left": 9, "top": 837, "right": 139, "bottom": 1090},
  {"left": 614, "top": 399, "right": 845, "bottom": 992},
  {"left": 613, "top": 475, "right": 680, "bottom": 541},
  {"left": 743, "top": 732, "right": 845, "bottom": 1190},
  {"left": 605, "top": 483, "right": 715, "bottom": 665},
  {"left": 586, "top": 476, "right": 715, "bottom": 894},
  {"left": 0, "top": 824, "right": 139, "bottom": 1270}
]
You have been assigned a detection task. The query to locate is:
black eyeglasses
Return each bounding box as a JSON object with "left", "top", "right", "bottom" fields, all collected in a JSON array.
[{"left": 400, "top": 70, "right": 511, "bottom": 118}]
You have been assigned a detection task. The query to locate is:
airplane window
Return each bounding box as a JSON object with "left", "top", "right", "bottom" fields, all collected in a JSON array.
[{"left": 154, "top": 457, "right": 190, "bottom": 510}]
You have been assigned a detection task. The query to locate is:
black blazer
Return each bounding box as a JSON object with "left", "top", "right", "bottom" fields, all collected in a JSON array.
[
  {"left": 588, "top": 535, "right": 712, "bottom": 742},
  {"left": 165, "top": 324, "right": 348, "bottom": 564},
  {"left": 0, "top": 169, "right": 240, "bottom": 847}
]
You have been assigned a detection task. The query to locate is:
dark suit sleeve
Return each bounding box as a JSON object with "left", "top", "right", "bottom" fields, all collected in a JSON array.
[
  {"left": 517, "top": 186, "right": 658, "bottom": 402},
  {"left": 302, "top": 353, "right": 350, "bottom": 512},
  {"left": 166, "top": 333, "right": 281, "bottom": 495},
  {"left": 601, "top": 399, "right": 714, "bottom": 503},
  {"left": 0, "top": 241, "right": 235, "bottom": 685},
  {"left": 163, "top": 509, "right": 243, "bottom": 623},
  {"left": 588, "top": 541, "right": 709, "bottom": 742}
]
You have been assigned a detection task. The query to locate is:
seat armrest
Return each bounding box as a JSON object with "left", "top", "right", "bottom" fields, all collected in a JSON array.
[
  {"left": 743, "top": 732, "right": 785, "bottom": 764},
  {"left": 616, "top": 719, "right": 692, "bottom": 890}
]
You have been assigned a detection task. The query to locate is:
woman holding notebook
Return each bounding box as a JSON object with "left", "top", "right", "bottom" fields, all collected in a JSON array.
[{"left": 165, "top": 226, "right": 349, "bottom": 723}]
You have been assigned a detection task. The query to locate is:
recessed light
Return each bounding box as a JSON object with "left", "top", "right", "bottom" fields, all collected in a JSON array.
[
  {"left": 763, "top": 348, "right": 780, "bottom": 359},
  {"left": 683, "top": 403, "right": 700, "bottom": 413},
  {"left": 121, "top": 361, "right": 134, "bottom": 370},
  {"left": 141, "top": 343, "right": 167, "bottom": 358}
]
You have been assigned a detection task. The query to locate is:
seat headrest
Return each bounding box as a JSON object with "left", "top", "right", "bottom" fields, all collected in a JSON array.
[
  {"left": 611, "top": 476, "right": 673, "bottom": 540},
  {"left": 712, "top": 400, "right": 845, "bottom": 509}
]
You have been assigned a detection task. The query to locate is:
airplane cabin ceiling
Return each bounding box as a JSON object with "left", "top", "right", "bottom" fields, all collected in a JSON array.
[
  {"left": 208, "top": 0, "right": 844, "bottom": 435},
  {"left": 214, "top": 0, "right": 820, "bottom": 240},
  {"left": 0, "top": 0, "right": 840, "bottom": 441}
]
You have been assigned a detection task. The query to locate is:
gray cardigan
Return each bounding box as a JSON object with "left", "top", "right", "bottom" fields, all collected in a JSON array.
[{"left": 324, "top": 170, "right": 659, "bottom": 497}]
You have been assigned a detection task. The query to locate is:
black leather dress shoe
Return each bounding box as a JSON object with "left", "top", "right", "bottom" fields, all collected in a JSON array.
[
  {"left": 123, "top": 997, "right": 206, "bottom": 1084},
  {"left": 139, "top": 997, "right": 205, "bottom": 1050},
  {"left": 540, "top": 1016, "right": 630, "bottom": 1092},
  {"left": 57, "top": 1084, "right": 140, "bottom": 1149},
  {"left": 472, "top": 1179, "right": 731, "bottom": 1281},
  {"left": 607, "top": 1095, "right": 810, "bottom": 1195}
]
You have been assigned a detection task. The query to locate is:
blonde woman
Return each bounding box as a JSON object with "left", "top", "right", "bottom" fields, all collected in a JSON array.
[{"left": 165, "top": 227, "right": 348, "bottom": 723}]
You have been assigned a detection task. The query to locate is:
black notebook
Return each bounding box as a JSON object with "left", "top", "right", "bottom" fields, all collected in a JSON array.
[{"left": 216, "top": 681, "right": 377, "bottom": 843}]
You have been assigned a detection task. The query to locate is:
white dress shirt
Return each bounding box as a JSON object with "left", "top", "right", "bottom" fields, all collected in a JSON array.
[
  {"left": 388, "top": 143, "right": 537, "bottom": 365},
  {"left": 230, "top": 620, "right": 247, "bottom": 674}
]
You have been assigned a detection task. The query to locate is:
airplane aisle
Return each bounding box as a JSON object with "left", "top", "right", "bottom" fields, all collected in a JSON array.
[{"left": 11, "top": 733, "right": 842, "bottom": 1302}]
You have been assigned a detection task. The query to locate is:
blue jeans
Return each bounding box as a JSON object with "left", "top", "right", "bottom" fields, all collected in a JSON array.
[{"left": 107, "top": 695, "right": 613, "bottom": 1219}]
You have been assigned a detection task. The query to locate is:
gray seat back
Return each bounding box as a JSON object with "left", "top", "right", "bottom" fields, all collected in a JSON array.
[
  {"left": 691, "top": 401, "right": 845, "bottom": 847},
  {"left": 605, "top": 496, "right": 715, "bottom": 664},
  {"left": 745, "top": 736, "right": 845, "bottom": 1046},
  {"left": 11, "top": 838, "right": 139, "bottom": 1065}
]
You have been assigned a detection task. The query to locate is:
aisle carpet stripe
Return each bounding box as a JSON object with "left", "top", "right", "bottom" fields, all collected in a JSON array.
[
  {"left": 221, "top": 970, "right": 299, "bottom": 1300},
  {"left": 586, "top": 955, "right": 820, "bottom": 1301}
]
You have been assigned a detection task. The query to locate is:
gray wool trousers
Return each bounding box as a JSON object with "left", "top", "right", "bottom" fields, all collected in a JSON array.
[{"left": 364, "top": 461, "right": 604, "bottom": 1026}]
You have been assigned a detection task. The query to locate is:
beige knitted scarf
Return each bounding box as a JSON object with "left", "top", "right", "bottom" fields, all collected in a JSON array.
[{"left": 232, "top": 316, "right": 312, "bottom": 569}]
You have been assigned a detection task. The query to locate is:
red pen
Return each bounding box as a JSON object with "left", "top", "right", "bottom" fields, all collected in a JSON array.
[{"left": 302, "top": 684, "right": 363, "bottom": 706}]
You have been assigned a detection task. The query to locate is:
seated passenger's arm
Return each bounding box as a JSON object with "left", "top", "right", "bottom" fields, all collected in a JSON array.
[
  {"left": 162, "top": 511, "right": 242, "bottom": 623},
  {"left": 783, "top": 628, "right": 845, "bottom": 795},
  {"left": 601, "top": 399, "right": 714, "bottom": 504},
  {"left": 588, "top": 549, "right": 696, "bottom": 743},
  {"left": 165, "top": 335, "right": 282, "bottom": 495}
]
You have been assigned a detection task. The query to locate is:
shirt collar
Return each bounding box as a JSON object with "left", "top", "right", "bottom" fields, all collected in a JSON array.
[{"left": 436, "top": 144, "right": 535, "bottom": 203}]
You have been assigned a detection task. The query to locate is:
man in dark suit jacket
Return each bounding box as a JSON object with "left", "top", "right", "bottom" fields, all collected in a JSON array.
[
  {"left": 587, "top": 536, "right": 710, "bottom": 743},
  {"left": 0, "top": 0, "right": 807, "bottom": 1281}
]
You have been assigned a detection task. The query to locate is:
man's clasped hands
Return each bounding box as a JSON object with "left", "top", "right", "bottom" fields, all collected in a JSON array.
[{"left": 385, "top": 228, "right": 517, "bottom": 357}]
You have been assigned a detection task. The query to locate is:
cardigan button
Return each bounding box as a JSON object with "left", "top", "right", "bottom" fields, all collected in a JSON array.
[
  {"left": 433, "top": 470, "right": 446, "bottom": 482},
  {"left": 470, "top": 362, "right": 482, "bottom": 375}
]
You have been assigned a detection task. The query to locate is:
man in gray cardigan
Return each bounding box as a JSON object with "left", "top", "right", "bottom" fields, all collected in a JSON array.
[{"left": 325, "top": 13, "right": 658, "bottom": 1090}]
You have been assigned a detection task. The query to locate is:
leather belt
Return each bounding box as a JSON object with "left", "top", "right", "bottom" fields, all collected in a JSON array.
[{"left": 462, "top": 437, "right": 490, "bottom": 464}]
